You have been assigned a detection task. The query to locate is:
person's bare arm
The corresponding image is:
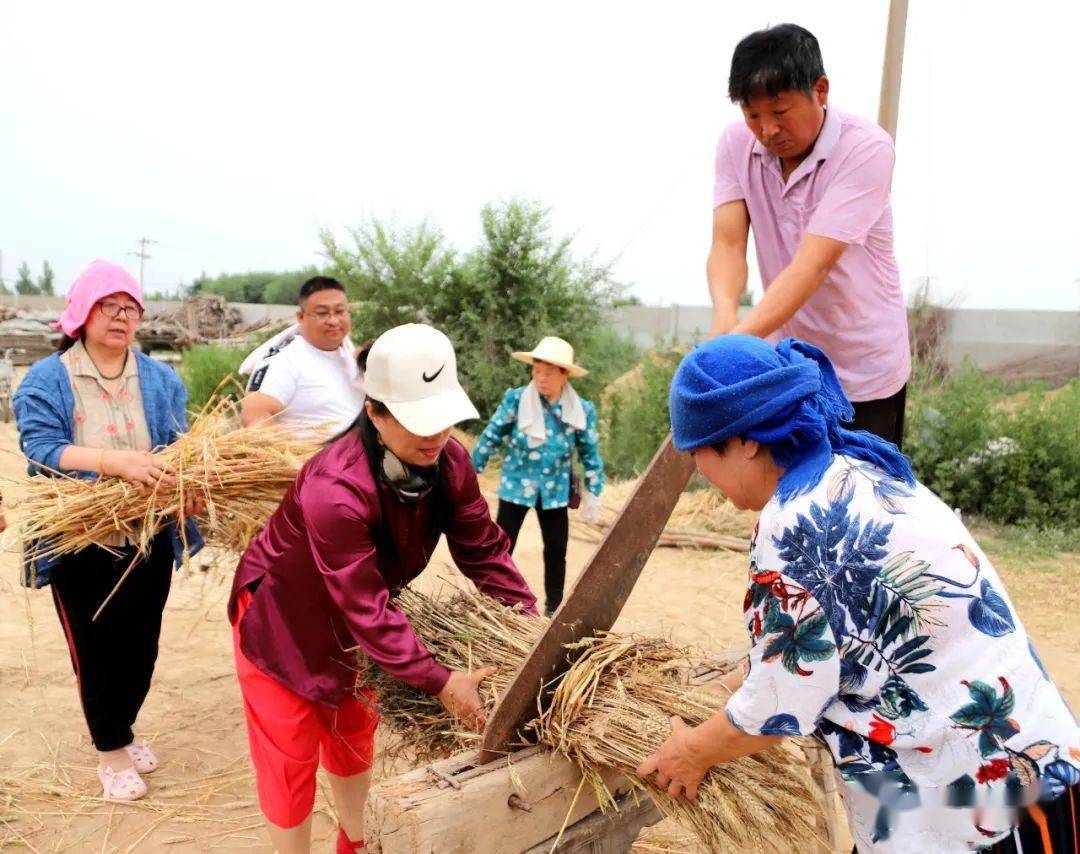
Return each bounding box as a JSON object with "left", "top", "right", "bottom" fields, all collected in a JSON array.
[
  {"left": 706, "top": 201, "right": 751, "bottom": 336},
  {"left": 637, "top": 708, "right": 781, "bottom": 800},
  {"left": 708, "top": 661, "right": 746, "bottom": 695},
  {"left": 57, "top": 446, "right": 173, "bottom": 486},
  {"left": 730, "top": 233, "right": 847, "bottom": 339},
  {"left": 240, "top": 392, "right": 285, "bottom": 427}
]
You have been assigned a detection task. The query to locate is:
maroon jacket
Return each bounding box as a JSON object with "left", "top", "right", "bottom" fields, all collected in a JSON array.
[{"left": 229, "top": 431, "right": 537, "bottom": 707}]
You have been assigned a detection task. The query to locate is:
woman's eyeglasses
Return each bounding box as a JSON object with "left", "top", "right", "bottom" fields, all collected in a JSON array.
[{"left": 97, "top": 301, "right": 144, "bottom": 321}]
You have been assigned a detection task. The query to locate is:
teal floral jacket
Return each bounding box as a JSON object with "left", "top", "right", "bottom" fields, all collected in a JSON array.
[{"left": 471, "top": 386, "right": 605, "bottom": 509}]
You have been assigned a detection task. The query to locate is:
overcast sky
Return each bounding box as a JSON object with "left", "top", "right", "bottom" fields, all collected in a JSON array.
[{"left": 2, "top": 1, "right": 1078, "bottom": 310}]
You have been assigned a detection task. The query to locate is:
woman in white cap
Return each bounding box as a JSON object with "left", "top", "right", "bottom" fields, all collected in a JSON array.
[
  {"left": 471, "top": 336, "right": 605, "bottom": 616},
  {"left": 229, "top": 323, "right": 537, "bottom": 854}
]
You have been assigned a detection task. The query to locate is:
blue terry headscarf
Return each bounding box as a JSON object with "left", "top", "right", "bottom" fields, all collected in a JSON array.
[{"left": 669, "top": 335, "right": 914, "bottom": 503}]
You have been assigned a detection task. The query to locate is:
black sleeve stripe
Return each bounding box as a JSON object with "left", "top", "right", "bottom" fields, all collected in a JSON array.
[{"left": 247, "top": 365, "right": 268, "bottom": 392}]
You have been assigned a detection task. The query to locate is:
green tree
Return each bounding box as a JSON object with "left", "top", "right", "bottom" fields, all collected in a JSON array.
[
  {"left": 37, "top": 261, "right": 55, "bottom": 296},
  {"left": 323, "top": 199, "right": 637, "bottom": 418},
  {"left": 263, "top": 268, "right": 321, "bottom": 305},
  {"left": 15, "top": 261, "right": 38, "bottom": 295},
  {"left": 188, "top": 272, "right": 208, "bottom": 295},
  {"left": 322, "top": 220, "right": 459, "bottom": 336},
  {"left": 190, "top": 268, "right": 319, "bottom": 304},
  {"left": 448, "top": 200, "right": 626, "bottom": 414}
]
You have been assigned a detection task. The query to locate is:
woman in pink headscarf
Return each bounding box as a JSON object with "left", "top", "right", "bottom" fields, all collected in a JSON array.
[{"left": 14, "top": 261, "right": 204, "bottom": 802}]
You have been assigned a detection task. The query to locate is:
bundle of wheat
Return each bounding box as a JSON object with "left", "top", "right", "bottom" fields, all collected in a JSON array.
[
  {"left": 538, "top": 635, "right": 821, "bottom": 852},
  {"left": 360, "top": 587, "right": 541, "bottom": 761},
  {"left": 18, "top": 399, "right": 323, "bottom": 566},
  {"left": 362, "top": 587, "right": 823, "bottom": 853}
]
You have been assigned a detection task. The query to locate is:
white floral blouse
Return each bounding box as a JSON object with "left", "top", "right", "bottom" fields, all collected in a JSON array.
[{"left": 727, "top": 454, "right": 1080, "bottom": 852}]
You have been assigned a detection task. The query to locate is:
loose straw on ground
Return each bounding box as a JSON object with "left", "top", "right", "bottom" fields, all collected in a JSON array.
[
  {"left": 573, "top": 480, "right": 755, "bottom": 553},
  {"left": 363, "top": 587, "right": 823, "bottom": 854}
]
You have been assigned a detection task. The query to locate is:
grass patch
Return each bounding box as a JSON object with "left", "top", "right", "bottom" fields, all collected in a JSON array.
[
  {"left": 967, "top": 517, "right": 1079, "bottom": 574},
  {"left": 177, "top": 344, "right": 248, "bottom": 413}
]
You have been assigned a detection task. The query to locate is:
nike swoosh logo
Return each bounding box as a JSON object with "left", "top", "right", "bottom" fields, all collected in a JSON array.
[{"left": 422, "top": 364, "right": 445, "bottom": 383}]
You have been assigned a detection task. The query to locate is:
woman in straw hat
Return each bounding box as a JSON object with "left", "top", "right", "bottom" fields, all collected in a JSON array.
[
  {"left": 229, "top": 323, "right": 537, "bottom": 854},
  {"left": 471, "top": 336, "right": 605, "bottom": 616},
  {"left": 13, "top": 260, "right": 204, "bottom": 802},
  {"left": 637, "top": 335, "right": 1080, "bottom": 853}
]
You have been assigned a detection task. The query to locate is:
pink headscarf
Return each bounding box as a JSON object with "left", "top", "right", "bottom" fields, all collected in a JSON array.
[{"left": 56, "top": 260, "right": 144, "bottom": 338}]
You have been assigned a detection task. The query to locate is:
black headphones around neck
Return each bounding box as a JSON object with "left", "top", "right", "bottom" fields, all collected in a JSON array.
[
  {"left": 379, "top": 446, "right": 438, "bottom": 502},
  {"left": 356, "top": 409, "right": 439, "bottom": 503}
]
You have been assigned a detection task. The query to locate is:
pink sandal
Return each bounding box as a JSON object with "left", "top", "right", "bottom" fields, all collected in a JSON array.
[
  {"left": 124, "top": 740, "right": 159, "bottom": 774},
  {"left": 98, "top": 764, "right": 148, "bottom": 802}
]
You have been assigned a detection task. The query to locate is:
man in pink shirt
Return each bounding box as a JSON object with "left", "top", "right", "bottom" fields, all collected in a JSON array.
[{"left": 708, "top": 23, "right": 911, "bottom": 445}]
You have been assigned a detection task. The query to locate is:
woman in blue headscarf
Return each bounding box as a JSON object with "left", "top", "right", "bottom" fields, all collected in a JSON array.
[{"left": 637, "top": 335, "right": 1079, "bottom": 854}]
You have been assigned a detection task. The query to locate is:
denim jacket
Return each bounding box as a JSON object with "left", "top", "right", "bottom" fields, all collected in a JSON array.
[
  {"left": 471, "top": 386, "right": 605, "bottom": 509},
  {"left": 13, "top": 350, "right": 205, "bottom": 587}
]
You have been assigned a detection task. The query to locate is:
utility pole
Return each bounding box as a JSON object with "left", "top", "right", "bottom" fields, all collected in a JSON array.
[
  {"left": 0, "top": 249, "right": 14, "bottom": 309},
  {"left": 877, "top": 0, "right": 910, "bottom": 139},
  {"left": 128, "top": 237, "right": 158, "bottom": 289}
]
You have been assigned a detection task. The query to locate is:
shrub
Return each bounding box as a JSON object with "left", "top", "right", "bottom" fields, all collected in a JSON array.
[
  {"left": 178, "top": 343, "right": 249, "bottom": 413},
  {"left": 905, "top": 366, "right": 1079, "bottom": 529},
  {"left": 597, "top": 346, "right": 1080, "bottom": 533},
  {"left": 601, "top": 346, "right": 684, "bottom": 479}
]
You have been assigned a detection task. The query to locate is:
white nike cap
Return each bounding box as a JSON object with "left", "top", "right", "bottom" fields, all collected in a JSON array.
[{"left": 363, "top": 323, "right": 479, "bottom": 436}]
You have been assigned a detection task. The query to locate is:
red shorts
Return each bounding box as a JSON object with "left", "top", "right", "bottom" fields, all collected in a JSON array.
[{"left": 233, "top": 590, "right": 380, "bottom": 828}]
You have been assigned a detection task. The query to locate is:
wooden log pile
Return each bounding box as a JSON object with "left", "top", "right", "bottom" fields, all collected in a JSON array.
[
  {"left": 0, "top": 310, "right": 62, "bottom": 364},
  {"left": 137, "top": 294, "right": 247, "bottom": 350}
]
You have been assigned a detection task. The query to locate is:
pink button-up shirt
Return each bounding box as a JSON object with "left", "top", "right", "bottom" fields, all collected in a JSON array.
[{"left": 714, "top": 107, "right": 910, "bottom": 402}]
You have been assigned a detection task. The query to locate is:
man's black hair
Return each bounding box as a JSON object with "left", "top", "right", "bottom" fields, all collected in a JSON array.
[
  {"left": 728, "top": 23, "right": 825, "bottom": 104},
  {"left": 298, "top": 275, "right": 346, "bottom": 304}
]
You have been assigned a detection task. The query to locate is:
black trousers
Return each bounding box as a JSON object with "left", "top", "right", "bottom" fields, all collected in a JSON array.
[
  {"left": 850, "top": 782, "right": 1080, "bottom": 853},
  {"left": 851, "top": 384, "right": 907, "bottom": 449},
  {"left": 496, "top": 499, "right": 569, "bottom": 614},
  {"left": 49, "top": 534, "right": 173, "bottom": 752},
  {"left": 987, "top": 783, "right": 1080, "bottom": 853}
]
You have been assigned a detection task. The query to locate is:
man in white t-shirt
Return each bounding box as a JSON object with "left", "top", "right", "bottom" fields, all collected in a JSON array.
[{"left": 240, "top": 276, "right": 365, "bottom": 435}]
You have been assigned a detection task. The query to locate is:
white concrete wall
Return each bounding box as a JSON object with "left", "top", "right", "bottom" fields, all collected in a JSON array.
[{"left": 609, "top": 305, "right": 1079, "bottom": 379}]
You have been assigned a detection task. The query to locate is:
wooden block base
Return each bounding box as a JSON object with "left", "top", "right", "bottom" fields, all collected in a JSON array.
[{"left": 366, "top": 747, "right": 660, "bottom": 854}]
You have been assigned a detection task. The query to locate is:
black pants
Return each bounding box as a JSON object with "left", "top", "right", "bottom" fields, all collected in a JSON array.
[
  {"left": 987, "top": 783, "right": 1080, "bottom": 853},
  {"left": 496, "top": 499, "right": 569, "bottom": 614},
  {"left": 851, "top": 384, "right": 907, "bottom": 449},
  {"left": 850, "top": 783, "right": 1080, "bottom": 853},
  {"left": 49, "top": 534, "right": 173, "bottom": 752}
]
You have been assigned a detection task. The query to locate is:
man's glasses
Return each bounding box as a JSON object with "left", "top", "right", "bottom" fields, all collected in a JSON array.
[
  {"left": 97, "top": 301, "right": 145, "bottom": 320},
  {"left": 304, "top": 307, "right": 349, "bottom": 322}
]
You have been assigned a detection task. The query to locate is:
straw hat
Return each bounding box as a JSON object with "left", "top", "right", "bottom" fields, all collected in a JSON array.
[{"left": 511, "top": 337, "right": 588, "bottom": 378}]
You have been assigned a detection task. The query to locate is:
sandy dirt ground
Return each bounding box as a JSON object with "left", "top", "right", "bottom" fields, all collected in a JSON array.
[{"left": 0, "top": 419, "right": 1077, "bottom": 853}]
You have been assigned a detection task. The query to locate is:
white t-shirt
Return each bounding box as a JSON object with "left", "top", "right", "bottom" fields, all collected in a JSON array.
[{"left": 246, "top": 334, "right": 365, "bottom": 435}]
